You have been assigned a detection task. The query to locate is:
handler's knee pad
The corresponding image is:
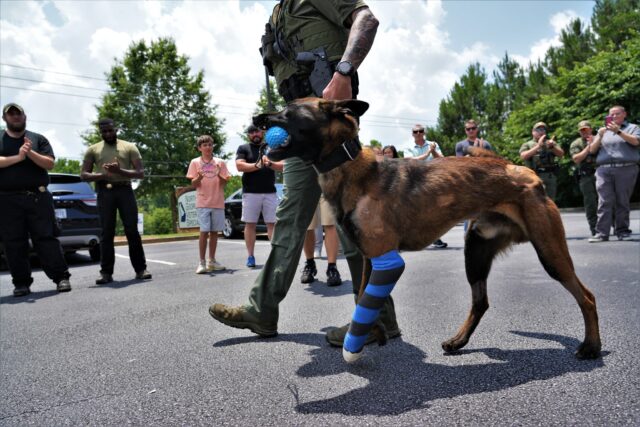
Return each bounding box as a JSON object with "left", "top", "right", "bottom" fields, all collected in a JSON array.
[{"left": 343, "top": 250, "right": 405, "bottom": 362}]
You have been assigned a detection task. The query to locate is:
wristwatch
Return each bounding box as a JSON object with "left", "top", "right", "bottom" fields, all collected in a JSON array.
[{"left": 335, "top": 61, "right": 355, "bottom": 77}]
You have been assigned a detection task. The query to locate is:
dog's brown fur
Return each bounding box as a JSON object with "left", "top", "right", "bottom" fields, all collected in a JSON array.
[{"left": 256, "top": 98, "right": 601, "bottom": 359}]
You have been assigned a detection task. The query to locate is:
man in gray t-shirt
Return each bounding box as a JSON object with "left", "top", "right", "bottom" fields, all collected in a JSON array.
[{"left": 587, "top": 105, "right": 640, "bottom": 242}]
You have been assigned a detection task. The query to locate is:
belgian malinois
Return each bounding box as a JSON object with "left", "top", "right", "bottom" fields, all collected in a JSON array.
[{"left": 255, "top": 97, "right": 601, "bottom": 362}]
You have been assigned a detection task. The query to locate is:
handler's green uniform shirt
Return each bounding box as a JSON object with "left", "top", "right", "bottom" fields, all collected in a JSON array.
[{"left": 83, "top": 139, "right": 141, "bottom": 184}]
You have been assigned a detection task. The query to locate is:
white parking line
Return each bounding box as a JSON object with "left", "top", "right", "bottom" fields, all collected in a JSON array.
[{"left": 115, "top": 253, "right": 176, "bottom": 265}]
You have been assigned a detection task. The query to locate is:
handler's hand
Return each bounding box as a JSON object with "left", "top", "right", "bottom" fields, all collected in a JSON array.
[
  {"left": 322, "top": 73, "right": 352, "bottom": 101},
  {"left": 537, "top": 135, "right": 547, "bottom": 148}
]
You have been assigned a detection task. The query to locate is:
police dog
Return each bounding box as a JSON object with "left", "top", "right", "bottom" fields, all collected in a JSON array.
[{"left": 255, "top": 97, "right": 601, "bottom": 361}]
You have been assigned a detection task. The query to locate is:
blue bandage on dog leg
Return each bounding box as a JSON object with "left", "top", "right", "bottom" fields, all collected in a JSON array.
[{"left": 343, "top": 250, "right": 405, "bottom": 362}]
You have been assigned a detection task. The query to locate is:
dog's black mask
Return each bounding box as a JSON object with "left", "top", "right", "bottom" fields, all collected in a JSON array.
[{"left": 253, "top": 98, "right": 369, "bottom": 163}]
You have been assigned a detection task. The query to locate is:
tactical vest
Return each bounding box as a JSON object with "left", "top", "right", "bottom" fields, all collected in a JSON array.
[{"left": 268, "top": 0, "right": 350, "bottom": 86}]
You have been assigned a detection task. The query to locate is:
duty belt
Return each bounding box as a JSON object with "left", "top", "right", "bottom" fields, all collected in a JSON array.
[
  {"left": 0, "top": 186, "right": 47, "bottom": 195},
  {"left": 597, "top": 162, "right": 637, "bottom": 168}
]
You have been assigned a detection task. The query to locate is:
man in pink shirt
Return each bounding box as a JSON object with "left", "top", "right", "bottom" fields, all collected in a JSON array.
[{"left": 186, "top": 135, "right": 231, "bottom": 273}]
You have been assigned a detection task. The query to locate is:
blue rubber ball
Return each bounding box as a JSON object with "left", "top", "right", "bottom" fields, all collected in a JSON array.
[{"left": 265, "top": 126, "right": 289, "bottom": 148}]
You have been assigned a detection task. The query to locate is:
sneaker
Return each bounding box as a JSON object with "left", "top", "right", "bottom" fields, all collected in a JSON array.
[
  {"left": 56, "top": 279, "right": 71, "bottom": 293},
  {"left": 135, "top": 270, "right": 152, "bottom": 280},
  {"left": 196, "top": 261, "right": 207, "bottom": 274},
  {"left": 95, "top": 273, "right": 113, "bottom": 285},
  {"left": 208, "top": 303, "right": 278, "bottom": 337},
  {"left": 300, "top": 260, "right": 317, "bottom": 284},
  {"left": 13, "top": 286, "right": 31, "bottom": 297},
  {"left": 588, "top": 234, "right": 609, "bottom": 243},
  {"left": 432, "top": 239, "right": 448, "bottom": 249},
  {"left": 207, "top": 259, "right": 226, "bottom": 271},
  {"left": 617, "top": 233, "right": 633, "bottom": 241},
  {"left": 246, "top": 255, "right": 256, "bottom": 268},
  {"left": 326, "top": 265, "right": 342, "bottom": 287},
  {"left": 325, "top": 322, "right": 402, "bottom": 347}
]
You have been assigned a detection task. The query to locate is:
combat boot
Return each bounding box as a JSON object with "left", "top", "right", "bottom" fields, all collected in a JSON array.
[{"left": 209, "top": 303, "right": 278, "bottom": 337}]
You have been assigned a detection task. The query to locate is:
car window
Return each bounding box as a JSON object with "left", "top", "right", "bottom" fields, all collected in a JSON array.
[
  {"left": 49, "top": 181, "right": 95, "bottom": 194},
  {"left": 233, "top": 191, "right": 243, "bottom": 200}
]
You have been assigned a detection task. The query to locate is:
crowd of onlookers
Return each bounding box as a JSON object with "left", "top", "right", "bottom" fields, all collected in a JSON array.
[{"left": 1, "top": 101, "right": 637, "bottom": 298}]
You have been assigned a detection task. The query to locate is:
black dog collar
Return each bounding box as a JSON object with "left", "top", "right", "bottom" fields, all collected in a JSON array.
[{"left": 312, "top": 137, "right": 362, "bottom": 174}]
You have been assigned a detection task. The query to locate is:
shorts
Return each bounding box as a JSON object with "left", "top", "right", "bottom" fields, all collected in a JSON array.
[
  {"left": 241, "top": 192, "right": 278, "bottom": 223},
  {"left": 308, "top": 195, "right": 336, "bottom": 230},
  {"left": 197, "top": 207, "right": 225, "bottom": 232}
]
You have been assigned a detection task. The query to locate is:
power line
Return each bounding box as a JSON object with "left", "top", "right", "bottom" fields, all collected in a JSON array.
[{"left": 2, "top": 62, "right": 438, "bottom": 124}]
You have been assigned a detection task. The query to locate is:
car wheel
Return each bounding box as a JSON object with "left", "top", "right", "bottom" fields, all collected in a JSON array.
[
  {"left": 222, "top": 216, "right": 239, "bottom": 239},
  {"left": 89, "top": 245, "right": 101, "bottom": 261}
]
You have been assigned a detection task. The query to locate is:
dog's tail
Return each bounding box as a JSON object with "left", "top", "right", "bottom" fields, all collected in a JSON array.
[{"left": 465, "top": 146, "right": 504, "bottom": 159}]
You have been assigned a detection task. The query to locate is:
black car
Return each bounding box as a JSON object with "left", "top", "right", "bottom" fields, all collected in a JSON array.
[
  {"left": 223, "top": 183, "right": 284, "bottom": 239},
  {"left": 0, "top": 173, "right": 102, "bottom": 269}
]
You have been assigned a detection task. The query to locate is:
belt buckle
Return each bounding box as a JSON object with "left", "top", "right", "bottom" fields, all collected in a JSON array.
[{"left": 106, "top": 183, "right": 113, "bottom": 189}]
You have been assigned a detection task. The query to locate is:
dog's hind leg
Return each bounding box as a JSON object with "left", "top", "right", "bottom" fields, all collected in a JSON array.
[
  {"left": 343, "top": 250, "right": 405, "bottom": 362},
  {"left": 524, "top": 200, "right": 601, "bottom": 359},
  {"left": 442, "top": 220, "right": 513, "bottom": 353}
]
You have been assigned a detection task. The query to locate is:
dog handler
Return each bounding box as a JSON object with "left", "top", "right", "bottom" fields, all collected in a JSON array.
[{"left": 209, "top": 0, "right": 401, "bottom": 346}]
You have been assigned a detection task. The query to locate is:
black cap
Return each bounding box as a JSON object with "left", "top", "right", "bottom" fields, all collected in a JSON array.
[
  {"left": 246, "top": 124, "right": 260, "bottom": 133},
  {"left": 2, "top": 103, "right": 24, "bottom": 114}
]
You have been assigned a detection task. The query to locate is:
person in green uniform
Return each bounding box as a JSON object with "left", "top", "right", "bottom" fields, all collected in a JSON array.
[
  {"left": 570, "top": 120, "right": 598, "bottom": 236},
  {"left": 519, "top": 121, "right": 564, "bottom": 201},
  {"left": 208, "top": 0, "right": 401, "bottom": 347}
]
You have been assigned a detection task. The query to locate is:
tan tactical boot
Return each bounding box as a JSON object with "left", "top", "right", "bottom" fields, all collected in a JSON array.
[
  {"left": 209, "top": 304, "right": 278, "bottom": 337},
  {"left": 325, "top": 322, "right": 401, "bottom": 347}
]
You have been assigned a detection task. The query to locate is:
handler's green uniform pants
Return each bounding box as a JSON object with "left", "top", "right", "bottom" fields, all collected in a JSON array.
[{"left": 244, "top": 157, "right": 397, "bottom": 327}]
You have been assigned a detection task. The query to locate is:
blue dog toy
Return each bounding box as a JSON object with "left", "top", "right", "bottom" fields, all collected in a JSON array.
[{"left": 265, "top": 126, "right": 289, "bottom": 148}]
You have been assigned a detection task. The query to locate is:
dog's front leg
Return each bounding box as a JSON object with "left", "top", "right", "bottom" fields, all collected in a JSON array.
[{"left": 343, "top": 250, "right": 405, "bottom": 363}]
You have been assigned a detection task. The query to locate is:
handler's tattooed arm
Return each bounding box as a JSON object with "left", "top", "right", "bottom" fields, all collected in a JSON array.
[{"left": 342, "top": 7, "right": 379, "bottom": 70}]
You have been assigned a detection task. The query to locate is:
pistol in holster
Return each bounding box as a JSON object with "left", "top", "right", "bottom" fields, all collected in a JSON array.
[{"left": 295, "top": 47, "right": 333, "bottom": 97}]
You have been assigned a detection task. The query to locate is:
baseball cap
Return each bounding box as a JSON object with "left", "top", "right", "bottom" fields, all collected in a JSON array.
[
  {"left": 532, "top": 121, "right": 547, "bottom": 131},
  {"left": 578, "top": 120, "right": 592, "bottom": 130},
  {"left": 2, "top": 103, "right": 24, "bottom": 114},
  {"left": 246, "top": 124, "right": 260, "bottom": 133}
]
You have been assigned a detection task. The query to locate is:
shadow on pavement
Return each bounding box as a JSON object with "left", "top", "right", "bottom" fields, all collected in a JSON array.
[
  {"left": 0, "top": 290, "right": 60, "bottom": 305},
  {"left": 214, "top": 330, "right": 606, "bottom": 416}
]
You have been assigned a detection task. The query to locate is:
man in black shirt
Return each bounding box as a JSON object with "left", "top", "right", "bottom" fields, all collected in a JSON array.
[
  {"left": 235, "top": 125, "right": 283, "bottom": 268},
  {"left": 0, "top": 103, "right": 71, "bottom": 296}
]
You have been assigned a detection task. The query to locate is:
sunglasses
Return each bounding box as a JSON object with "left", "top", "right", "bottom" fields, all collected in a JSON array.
[
  {"left": 412, "top": 129, "right": 424, "bottom": 134},
  {"left": 465, "top": 126, "right": 478, "bottom": 131},
  {"left": 534, "top": 127, "right": 546, "bottom": 132}
]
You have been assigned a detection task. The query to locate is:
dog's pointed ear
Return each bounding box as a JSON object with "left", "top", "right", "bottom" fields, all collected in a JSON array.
[{"left": 332, "top": 100, "right": 369, "bottom": 118}]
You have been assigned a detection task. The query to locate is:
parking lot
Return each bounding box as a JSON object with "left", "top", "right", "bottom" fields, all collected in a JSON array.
[{"left": 1, "top": 212, "right": 639, "bottom": 425}]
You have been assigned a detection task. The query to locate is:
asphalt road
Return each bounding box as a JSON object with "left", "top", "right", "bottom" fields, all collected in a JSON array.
[{"left": 1, "top": 212, "right": 639, "bottom": 426}]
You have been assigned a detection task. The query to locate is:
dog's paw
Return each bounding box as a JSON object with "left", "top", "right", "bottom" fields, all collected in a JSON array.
[
  {"left": 343, "top": 348, "right": 363, "bottom": 363},
  {"left": 575, "top": 342, "right": 601, "bottom": 360},
  {"left": 441, "top": 337, "right": 468, "bottom": 353}
]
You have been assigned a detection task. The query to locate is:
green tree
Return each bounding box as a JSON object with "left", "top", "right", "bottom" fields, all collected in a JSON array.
[
  {"left": 591, "top": 0, "right": 640, "bottom": 51},
  {"left": 254, "top": 78, "right": 287, "bottom": 115},
  {"left": 545, "top": 18, "right": 595, "bottom": 76},
  {"left": 82, "top": 38, "right": 226, "bottom": 198},
  {"left": 51, "top": 158, "right": 81, "bottom": 174}
]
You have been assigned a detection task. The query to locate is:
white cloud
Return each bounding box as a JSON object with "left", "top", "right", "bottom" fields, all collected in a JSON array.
[{"left": 1, "top": 1, "right": 586, "bottom": 172}]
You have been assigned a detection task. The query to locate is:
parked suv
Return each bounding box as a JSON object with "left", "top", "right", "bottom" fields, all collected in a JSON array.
[
  {"left": 223, "top": 183, "right": 284, "bottom": 239},
  {"left": 0, "top": 173, "right": 102, "bottom": 269}
]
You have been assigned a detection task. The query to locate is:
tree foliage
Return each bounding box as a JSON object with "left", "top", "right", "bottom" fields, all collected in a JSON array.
[
  {"left": 430, "top": 0, "right": 639, "bottom": 207},
  {"left": 51, "top": 158, "right": 81, "bottom": 174},
  {"left": 82, "top": 38, "right": 226, "bottom": 198}
]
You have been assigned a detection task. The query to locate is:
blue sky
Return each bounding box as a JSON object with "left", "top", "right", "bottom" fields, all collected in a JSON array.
[{"left": 1, "top": 1, "right": 597, "bottom": 171}]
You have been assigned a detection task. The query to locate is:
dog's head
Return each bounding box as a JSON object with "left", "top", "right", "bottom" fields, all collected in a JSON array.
[{"left": 253, "top": 98, "right": 369, "bottom": 163}]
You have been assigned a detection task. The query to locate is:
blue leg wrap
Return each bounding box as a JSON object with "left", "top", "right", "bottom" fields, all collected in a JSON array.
[{"left": 343, "top": 250, "right": 405, "bottom": 360}]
